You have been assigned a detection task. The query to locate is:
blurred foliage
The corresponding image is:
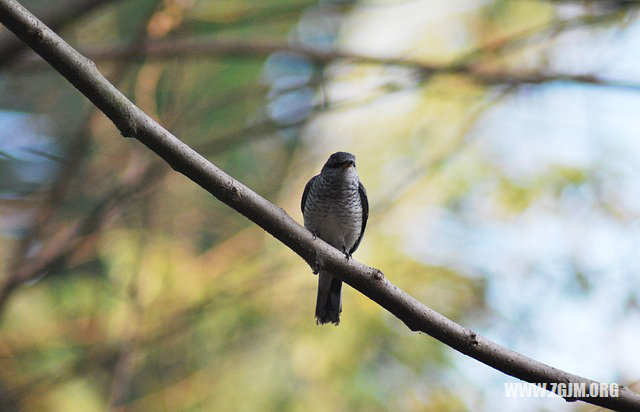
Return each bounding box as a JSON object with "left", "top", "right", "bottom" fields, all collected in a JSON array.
[{"left": 1, "top": 0, "right": 639, "bottom": 411}]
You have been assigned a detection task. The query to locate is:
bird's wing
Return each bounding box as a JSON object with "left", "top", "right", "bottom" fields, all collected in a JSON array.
[
  {"left": 301, "top": 175, "right": 319, "bottom": 213},
  {"left": 350, "top": 181, "right": 369, "bottom": 254}
]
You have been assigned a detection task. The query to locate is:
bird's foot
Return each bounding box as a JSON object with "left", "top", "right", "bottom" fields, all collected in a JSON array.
[{"left": 311, "top": 251, "right": 322, "bottom": 275}]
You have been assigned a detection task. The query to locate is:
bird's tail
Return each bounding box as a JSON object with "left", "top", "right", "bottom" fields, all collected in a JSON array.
[{"left": 315, "top": 272, "right": 342, "bottom": 325}]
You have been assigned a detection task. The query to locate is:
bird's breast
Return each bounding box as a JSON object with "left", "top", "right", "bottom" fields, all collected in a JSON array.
[{"left": 303, "top": 181, "right": 363, "bottom": 251}]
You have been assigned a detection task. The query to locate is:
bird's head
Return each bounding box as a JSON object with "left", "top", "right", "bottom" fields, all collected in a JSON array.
[{"left": 321, "top": 152, "right": 357, "bottom": 176}]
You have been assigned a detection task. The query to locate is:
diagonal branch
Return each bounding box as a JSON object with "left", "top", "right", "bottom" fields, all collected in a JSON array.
[{"left": 0, "top": 1, "right": 638, "bottom": 411}]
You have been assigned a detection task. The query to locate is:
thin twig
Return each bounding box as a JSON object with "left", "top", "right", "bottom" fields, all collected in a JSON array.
[{"left": 10, "top": 35, "right": 640, "bottom": 91}]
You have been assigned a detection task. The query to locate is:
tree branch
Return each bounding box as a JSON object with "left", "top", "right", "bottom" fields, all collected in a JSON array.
[
  {"left": 0, "top": 1, "right": 638, "bottom": 410},
  {"left": 11, "top": 36, "right": 640, "bottom": 91}
]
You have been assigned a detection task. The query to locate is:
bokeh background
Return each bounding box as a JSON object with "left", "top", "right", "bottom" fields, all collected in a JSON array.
[{"left": 1, "top": 0, "right": 640, "bottom": 411}]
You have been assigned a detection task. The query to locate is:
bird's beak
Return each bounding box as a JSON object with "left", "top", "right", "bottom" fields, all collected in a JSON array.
[{"left": 340, "top": 160, "right": 355, "bottom": 169}]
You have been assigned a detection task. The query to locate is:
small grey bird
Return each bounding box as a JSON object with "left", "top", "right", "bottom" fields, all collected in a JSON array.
[{"left": 301, "top": 152, "right": 368, "bottom": 325}]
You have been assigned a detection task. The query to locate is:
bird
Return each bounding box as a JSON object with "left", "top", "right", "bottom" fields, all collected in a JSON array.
[{"left": 301, "top": 151, "right": 369, "bottom": 325}]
